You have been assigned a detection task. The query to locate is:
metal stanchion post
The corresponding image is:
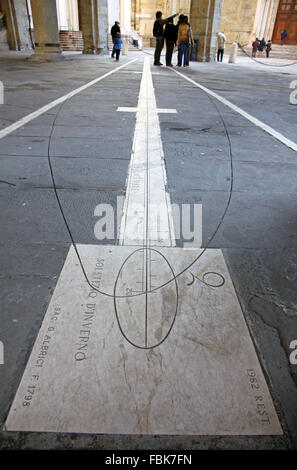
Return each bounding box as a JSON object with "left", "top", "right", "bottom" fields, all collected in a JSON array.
[{"left": 228, "top": 42, "right": 238, "bottom": 63}]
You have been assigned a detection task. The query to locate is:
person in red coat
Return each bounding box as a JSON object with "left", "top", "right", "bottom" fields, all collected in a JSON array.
[{"left": 252, "top": 38, "right": 259, "bottom": 57}]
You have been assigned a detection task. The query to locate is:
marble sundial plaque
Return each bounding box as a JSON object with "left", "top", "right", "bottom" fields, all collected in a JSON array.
[{"left": 5, "top": 245, "right": 282, "bottom": 435}]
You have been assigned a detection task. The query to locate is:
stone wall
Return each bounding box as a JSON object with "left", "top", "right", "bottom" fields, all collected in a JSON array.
[
  {"left": 167, "top": 0, "right": 191, "bottom": 17},
  {"left": 131, "top": 0, "right": 168, "bottom": 46},
  {"left": 219, "top": 0, "right": 259, "bottom": 47}
]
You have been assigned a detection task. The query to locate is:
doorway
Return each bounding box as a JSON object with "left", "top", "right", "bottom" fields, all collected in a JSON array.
[{"left": 272, "top": 0, "right": 297, "bottom": 44}]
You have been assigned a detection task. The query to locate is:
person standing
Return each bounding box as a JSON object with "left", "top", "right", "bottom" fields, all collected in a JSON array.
[
  {"left": 111, "top": 21, "right": 120, "bottom": 58},
  {"left": 258, "top": 37, "right": 266, "bottom": 56},
  {"left": 177, "top": 16, "right": 192, "bottom": 67},
  {"left": 252, "top": 38, "right": 259, "bottom": 57},
  {"left": 177, "top": 14, "right": 185, "bottom": 26},
  {"left": 113, "top": 32, "right": 122, "bottom": 61},
  {"left": 183, "top": 16, "right": 193, "bottom": 66},
  {"left": 176, "top": 14, "right": 185, "bottom": 65},
  {"left": 266, "top": 39, "right": 272, "bottom": 58},
  {"left": 217, "top": 31, "right": 227, "bottom": 62},
  {"left": 164, "top": 17, "right": 177, "bottom": 66},
  {"left": 281, "top": 29, "right": 287, "bottom": 45},
  {"left": 153, "top": 11, "right": 177, "bottom": 66}
]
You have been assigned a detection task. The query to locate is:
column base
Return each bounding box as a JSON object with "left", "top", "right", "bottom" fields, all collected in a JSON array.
[
  {"left": 83, "top": 46, "right": 96, "bottom": 54},
  {"left": 28, "top": 51, "right": 63, "bottom": 62},
  {"left": 28, "top": 44, "right": 63, "bottom": 62},
  {"left": 196, "top": 56, "right": 216, "bottom": 62}
]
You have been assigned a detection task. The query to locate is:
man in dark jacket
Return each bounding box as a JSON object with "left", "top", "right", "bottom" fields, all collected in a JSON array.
[
  {"left": 111, "top": 21, "right": 120, "bottom": 58},
  {"left": 258, "top": 37, "right": 266, "bottom": 56},
  {"left": 164, "top": 17, "right": 177, "bottom": 66},
  {"left": 153, "top": 11, "right": 177, "bottom": 66},
  {"left": 281, "top": 29, "right": 287, "bottom": 45}
]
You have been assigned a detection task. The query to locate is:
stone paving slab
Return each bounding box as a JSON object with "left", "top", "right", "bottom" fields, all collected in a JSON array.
[{"left": 5, "top": 245, "right": 282, "bottom": 436}]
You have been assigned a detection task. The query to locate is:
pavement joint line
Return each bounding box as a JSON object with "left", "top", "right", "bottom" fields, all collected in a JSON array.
[
  {"left": 0, "top": 59, "right": 138, "bottom": 141},
  {"left": 170, "top": 68, "right": 297, "bottom": 154}
]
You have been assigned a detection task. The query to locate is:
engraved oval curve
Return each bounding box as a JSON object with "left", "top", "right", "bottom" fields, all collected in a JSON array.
[{"left": 113, "top": 248, "right": 178, "bottom": 349}]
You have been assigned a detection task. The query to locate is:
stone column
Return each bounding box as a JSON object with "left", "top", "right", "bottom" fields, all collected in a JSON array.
[
  {"left": 0, "top": 0, "right": 32, "bottom": 51},
  {"left": 30, "top": 0, "right": 62, "bottom": 59},
  {"left": 263, "top": 0, "right": 278, "bottom": 41},
  {"left": 78, "top": 0, "right": 95, "bottom": 53},
  {"left": 67, "top": 0, "right": 80, "bottom": 31},
  {"left": 96, "top": 0, "right": 108, "bottom": 54},
  {"left": 190, "top": 0, "right": 223, "bottom": 62},
  {"left": 78, "top": 0, "right": 108, "bottom": 54},
  {"left": 120, "top": 0, "right": 131, "bottom": 34},
  {"left": 131, "top": 0, "right": 140, "bottom": 32}
]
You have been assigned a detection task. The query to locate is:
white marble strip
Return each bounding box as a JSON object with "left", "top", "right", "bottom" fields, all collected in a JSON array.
[
  {"left": 119, "top": 57, "right": 176, "bottom": 247},
  {"left": 126, "top": 71, "right": 161, "bottom": 75},
  {"left": 117, "top": 107, "right": 177, "bottom": 114}
]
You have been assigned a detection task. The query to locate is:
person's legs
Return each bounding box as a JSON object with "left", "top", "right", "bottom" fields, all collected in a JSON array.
[
  {"left": 111, "top": 39, "right": 115, "bottom": 58},
  {"left": 166, "top": 41, "right": 174, "bottom": 65},
  {"left": 185, "top": 44, "right": 190, "bottom": 66},
  {"left": 183, "top": 43, "right": 189, "bottom": 66},
  {"left": 154, "top": 38, "right": 159, "bottom": 64},
  {"left": 181, "top": 42, "right": 186, "bottom": 66},
  {"left": 177, "top": 44, "right": 183, "bottom": 66},
  {"left": 154, "top": 42, "right": 158, "bottom": 64},
  {"left": 217, "top": 49, "right": 223, "bottom": 61},
  {"left": 154, "top": 37, "right": 164, "bottom": 65},
  {"left": 115, "top": 49, "right": 120, "bottom": 61},
  {"left": 178, "top": 42, "right": 185, "bottom": 66}
]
